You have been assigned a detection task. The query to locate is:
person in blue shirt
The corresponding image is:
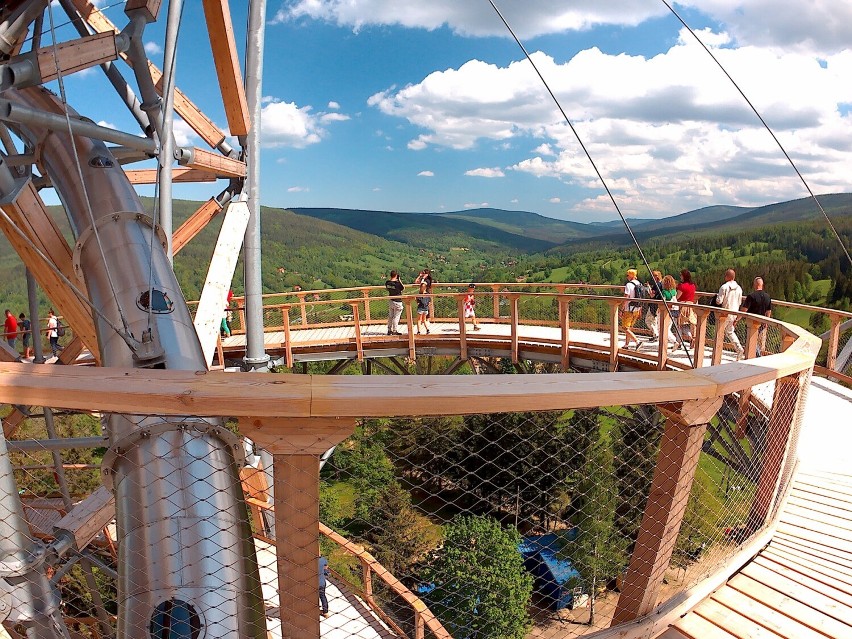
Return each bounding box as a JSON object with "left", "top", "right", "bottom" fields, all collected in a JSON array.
[{"left": 319, "top": 556, "right": 330, "bottom": 617}]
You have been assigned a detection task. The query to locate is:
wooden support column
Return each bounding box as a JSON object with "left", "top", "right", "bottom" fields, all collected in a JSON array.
[
  {"left": 711, "top": 313, "right": 727, "bottom": 365},
  {"left": 405, "top": 300, "right": 416, "bottom": 361},
  {"left": 298, "top": 294, "right": 308, "bottom": 326},
  {"left": 608, "top": 300, "right": 620, "bottom": 372},
  {"left": 612, "top": 397, "right": 723, "bottom": 625},
  {"left": 36, "top": 31, "right": 118, "bottom": 83},
  {"left": 352, "top": 303, "right": 364, "bottom": 362},
  {"left": 657, "top": 308, "right": 671, "bottom": 371},
  {"left": 509, "top": 294, "right": 520, "bottom": 363},
  {"left": 744, "top": 318, "right": 759, "bottom": 360},
  {"left": 126, "top": 167, "right": 216, "bottom": 186},
  {"left": 239, "top": 417, "right": 356, "bottom": 639},
  {"left": 360, "top": 289, "right": 372, "bottom": 322},
  {"left": 559, "top": 297, "right": 570, "bottom": 371},
  {"left": 281, "top": 305, "right": 293, "bottom": 368},
  {"left": 180, "top": 147, "right": 247, "bottom": 178},
  {"left": 745, "top": 373, "right": 804, "bottom": 534}
]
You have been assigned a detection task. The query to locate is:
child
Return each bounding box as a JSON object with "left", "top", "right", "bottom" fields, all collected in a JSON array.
[
  {"left": 464, "top": 284, "right": 480, "bottom": 331},
  {"left": 416, "top": 281, "right": 431, "bottom": 334}
]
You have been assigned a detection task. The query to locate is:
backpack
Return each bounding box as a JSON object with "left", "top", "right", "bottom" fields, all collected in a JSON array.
[
  {"left": 56, "top": 319, "right": 66, "bottom": 337},
  {"left": 629, "top": 280, "right": 651, "bottom": 308}
]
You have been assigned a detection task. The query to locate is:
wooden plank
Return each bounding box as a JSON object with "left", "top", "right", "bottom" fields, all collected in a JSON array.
[
  {"left": 764, "top": 546, "right": 852, "bottom": 589},
  {"left": 70, "top": 0, "right": 226, "bottom": 148},
  {"left": 124, "top": 0, "right": 163, "bottom": 22},
  {"left": 711, "top": 584, "right": 832, "bottom": 639},
  {"left": 753, "top": 555, "right": 852, "bottom": 608},
  {"left": 771, "top": 535, "right": 852, "bottom": 571},
  {"left": 693, "top": 598, "right": 786, "bottom": 639},
  {"left": 775, "top": 521, "right": 852, "bottom": 556},
  {"left": 37, "top": 31, "right": 118, "bottom": 83},
  {"left": 124, "top": 168, "right": 217, "bottom": 185},
  {"left": 740, "top": 561, "right": 852, "bottom": 626},
  {"left": 760, "top": 550, "right": 852, "bottom": 597},
  {"left": 180, "top": 147, "right": 246, "bottom": 178},
  {"left": 201, "top": 0, "right": 250, "bottom": 136},
  {"left": 172, "top": 198, "right": 224, "bottom": 255},
  {"left": 0, "top": 183, "right": 100, "bottom": 362},
  {"left": 783, "top": 502, "right": 852, "bottom": 533},
  {"left": 728, "top": 573, "right": 852, "bottom": 639},
  {"left": 656, "top": 629, "right": 693, "bottom": 639},
  {"left": 274, "top": 454, "right": 320, "bottom": 639},
  {"left": 779, "top": 512, "right": 852, "bottom": 548},
  {"left": 672, "top": 611, "right": 739, "bottom": 639},
  {"left": 193, "top": 201, "right": 250, "bottom": 366},
  {"left": 788, "top": 489, "right": 852, "bottom": 517}
]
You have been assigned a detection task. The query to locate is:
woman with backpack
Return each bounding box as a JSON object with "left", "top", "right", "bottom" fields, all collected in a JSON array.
[{"left": 46, "top": 309, "right": 63, "bottom": 358}]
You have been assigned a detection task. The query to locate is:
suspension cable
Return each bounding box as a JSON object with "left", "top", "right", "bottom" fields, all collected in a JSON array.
[
  {"left": 660, "top": 0, "right": 852, "bottom": 269},
  {"left": 46, "top": 2, "right": 135, "bottom": 336},
  {"left": 487, "top": 0, "right": 695, "bottom": 365}
]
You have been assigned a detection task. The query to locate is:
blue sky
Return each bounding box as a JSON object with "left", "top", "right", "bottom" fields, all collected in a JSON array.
[{"left": 52, "top": 1, "right": 852, "bottom": 222}]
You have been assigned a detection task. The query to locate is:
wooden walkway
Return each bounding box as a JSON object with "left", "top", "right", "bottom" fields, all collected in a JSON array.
[{"left": 657, "top": 377, "right": 852, "bottom": 639}]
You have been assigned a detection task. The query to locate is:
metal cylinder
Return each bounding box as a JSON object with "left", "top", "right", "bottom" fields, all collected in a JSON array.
[{"left": 4, "top": 87, "right": 265, "bottom": 638}]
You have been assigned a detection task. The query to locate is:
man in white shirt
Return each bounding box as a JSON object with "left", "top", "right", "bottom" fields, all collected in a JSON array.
[{"left": 716, "top": 269, "right": 744, "bottom": 359}]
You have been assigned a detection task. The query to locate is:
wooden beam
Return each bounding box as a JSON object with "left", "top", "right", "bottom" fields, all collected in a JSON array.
[
  {"left": 274, "top": 454, "right": 320, "bottom": 639},
  {"left": 201, "top": 0, "right": 250, "bottom": 136},
  {"left": 53, "top": 486, "right": 115, "bottom": 551},
  {"left": 124, "top": 168, "right": 217, "bottom": 184},
  {"left": 124, "top": 0, "right": 163, "bottom": 22},
  {"left": 0, "top": 183, "right": 100, "bottom": 363},
  {"left": 180, "top": 147, "right": 246, "bottom": 178},
  {"left": 172, "top": 198, "right": 224, "bottom": 255},
  {"left": 70, "top": 0, "right": 227, "bottom": 149},
  {"left": 559, "top": 298, "right": 570, "bottom": 372},
  {"left": 612, "top": 397, "right": 723, "bottom": 624},
  {"left": 239, "top": 417, "right": 355, "bottom": 455},
  {"left": 36, "top": 31, "right": 118, "bottom": 83}
]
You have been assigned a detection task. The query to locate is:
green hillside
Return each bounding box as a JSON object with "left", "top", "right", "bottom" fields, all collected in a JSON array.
[{"left": 435, "top": 208, "right": 594, "bottom": 243}]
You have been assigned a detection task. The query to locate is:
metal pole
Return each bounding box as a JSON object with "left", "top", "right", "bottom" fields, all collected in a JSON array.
[
  {"left": 157, "top": 0, "right": 184, "bottom": 261},
  {"left": 26, "top": 269, "right": 44, "bottom": 364},
  {"left": 241, "top": 0, "right": 270, "bottom": 369}
]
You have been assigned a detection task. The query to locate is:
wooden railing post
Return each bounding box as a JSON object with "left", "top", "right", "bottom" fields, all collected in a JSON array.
[
  {"left": 297, "top": 293, "right": 308, "bottom": 326},
  {"left": 559, "top": 297, "right": 570, "bottom": 371},
  {"left": 457, "top": 295, "right": 468, "bottom": 361},
  {"left": 693, "top": 308, "right": 709, "bottom": 368},
  {"left": 359, "top": 557, "right": 374, "bottom": 607},
  {"left": 608, "top": 300, "right": 621, "bottom": 371},
  {"left": 711, "top": 312, "right": 727, "bottom": 365},
  {"left": 351, "top": 302, "right": 363, "bottom": 362},
  {"left": 406, "top": 298, "right": 416, "bottom": 361},
  {"left": 281, "top": 305, "right": 293, "bottom": 368},
  {"left": 745, "top": 372, "right": 806, "bottom": 534},
  {"left": 491, "top": 285, "right": 501, "bottom": 319},
  {"left": 237, "top": 303, "right": 246, "bottom": 335},
  {"left": 827, "top": 314, "right": 842, "bottom": 371},
  {"left": 612, "top": 397, "right": 723, "bottom": 625},
  {"left": 239, "top": 417, "right": 356, "bottom": 639},
  {"left": 361, "top": 288, "right": 372, "bottom": 322},
  {"left": 414, "top": 609, "right": 425, "bottom": 639},
  {"left": 509, "top": 293, "right": 520, "bottom": 363},
  {"left": 744, "top": 318, "right": 759, "bottom": 360},
  {"left": 657, "top": 305, "right": 670, "bottom": 371}
]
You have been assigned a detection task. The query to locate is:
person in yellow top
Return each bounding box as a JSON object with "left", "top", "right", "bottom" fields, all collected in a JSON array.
[{"left": 622, "top": 269, "right": 642, "bottom": 349}]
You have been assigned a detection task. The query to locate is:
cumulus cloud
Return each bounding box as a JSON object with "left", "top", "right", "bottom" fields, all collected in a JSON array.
[
  {"left": 418, "top": 170, "right": 434, "bottom": 177},
  {"left": 549, "top": 197, "right": 561, "bottom": 203},
  {"left": 288, "top": 186, "right": 309, "bottom": 192},
  {"left": 144, "top": 41, "right": 162, "bottom": 55},
  {"left": 465, "top": 167, "right": 505, "bottom": 178},
  {"left": 260, "top": 99, "right": 349, "bottom": 148},
  {"left": 328, "top": 101, "right": 341, "bottom": 110},
  {"left": 464, "top": 202, "right": 489, "bottom": 208},
  {"left": 273, "top": 1, "right": 852, "bottom": 54},
  {"left": 367, "top": 33, "right": 852, "bottom": 215}
]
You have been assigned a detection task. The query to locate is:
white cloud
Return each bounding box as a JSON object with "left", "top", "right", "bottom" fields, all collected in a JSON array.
[
  {"left": 465, "top": 167, "right": 505, "bottom": 178},
  {"left": 463, "top": 202, "right": 489, "bottom": 208},
  {"left": 418, "top": 170, "right": 434, "bottom": 177},
  {"left": 510, "top": 198, "right": 519, "bottom": 203},
  {"left": 96, "top": 120, "right": 116, "bottom": 130},
  {"left": 172, "top": 120, "right": 197, "bottom": 147},
  {"left": 328, "top": 101, "right": 341, "bottom": 110},
  {"left": 144, "top": 41, "right": 162, "bottom": 55},
  {"left": 368, "top": 35, "right": 852, "bottom": 215},
  {"left": 372, "top": 187, "right": 381, "bottom": 191},
  {"left": 274, "top": 2, "right": 852, "bottom": 54},
  {"left": 549, "top": 197, "right": 561, "bottom": 204},
  {"left": 288, "top": 186, "right": 309, "bottom": 192},
  {"left": 260, "top": 99, "right": 349, "bottom": 148}
]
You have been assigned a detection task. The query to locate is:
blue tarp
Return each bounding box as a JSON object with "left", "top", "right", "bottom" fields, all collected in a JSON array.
[{"left": 519, "top": 533, "right": 582, "bottom": 611}]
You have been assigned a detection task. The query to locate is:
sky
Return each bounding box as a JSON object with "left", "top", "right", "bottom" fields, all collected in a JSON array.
[{"left": 48, "top": 1, "right": 852, "bottom": 223}]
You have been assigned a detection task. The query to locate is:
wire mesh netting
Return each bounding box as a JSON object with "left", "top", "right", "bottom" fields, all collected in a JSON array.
[{"left": 0, "top": 365, "right": 808, "bottom": 639}]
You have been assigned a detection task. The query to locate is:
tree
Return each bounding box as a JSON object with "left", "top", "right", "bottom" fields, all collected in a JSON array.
[
  {"left": 366, "top": 481, "right": 437, "bottom": 578},
  {"left": 420, "top": 515, "right": 532, "bottom": 639}
]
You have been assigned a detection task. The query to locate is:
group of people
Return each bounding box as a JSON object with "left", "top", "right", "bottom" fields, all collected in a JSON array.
[
  {"left": 622, "top": 268, "right": 772, "bottom": 359},
  {"left": 3, "top": 308, "right": 64, "bottom": 359},
  {"left": 384, "top": 268, "right": 481, "bottom": 335}
]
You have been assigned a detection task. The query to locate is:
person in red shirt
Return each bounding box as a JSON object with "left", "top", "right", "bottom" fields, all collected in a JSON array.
[
  {"left": 675, "top": 269, "right": 697, "bottom": 347},
  {"left": 4, "top": 309, "right": 18, "bottom": 349}
]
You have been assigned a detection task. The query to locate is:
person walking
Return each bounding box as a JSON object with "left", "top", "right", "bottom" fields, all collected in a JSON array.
[
  {"left": 415, "top": 268, "right": 435, "bottom": 319},
  {"left": 18, "top": 313, "right": 32, "bottom": 359},
  {"left": 463, "top": 283, "right": 480, "bottom": 331},
  {"left": 660, "top": 274, "right": 679, "bottom": 347},
  {"left": 318, "top": 556, "right": 330, "bottom": 618},
  {"left": 645, "top": 270, "right": 663, "bottom": 342},
  {"left": 675, "top": 269, "right": 697, "bottom": 347},
  {"left": 716, "top": 269, "right": 744, "bottom": 359},
  {"left": 621, "top": 269, "right": 642, "bottom": 349},
  {"left": 741, "top": 276, "right": 772, "bottom": 355},
  {"left": 46, "top": 308, "right": 63, "bottom": 358},
  {"left": 416, "top": 281, "right": 431, "bottom": 334},
  {"left": 385, "top": 270, "right": 405, "bottom": 335},
  {"left": 4, "top": 309, "right": 17, "bottom": 350}
]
